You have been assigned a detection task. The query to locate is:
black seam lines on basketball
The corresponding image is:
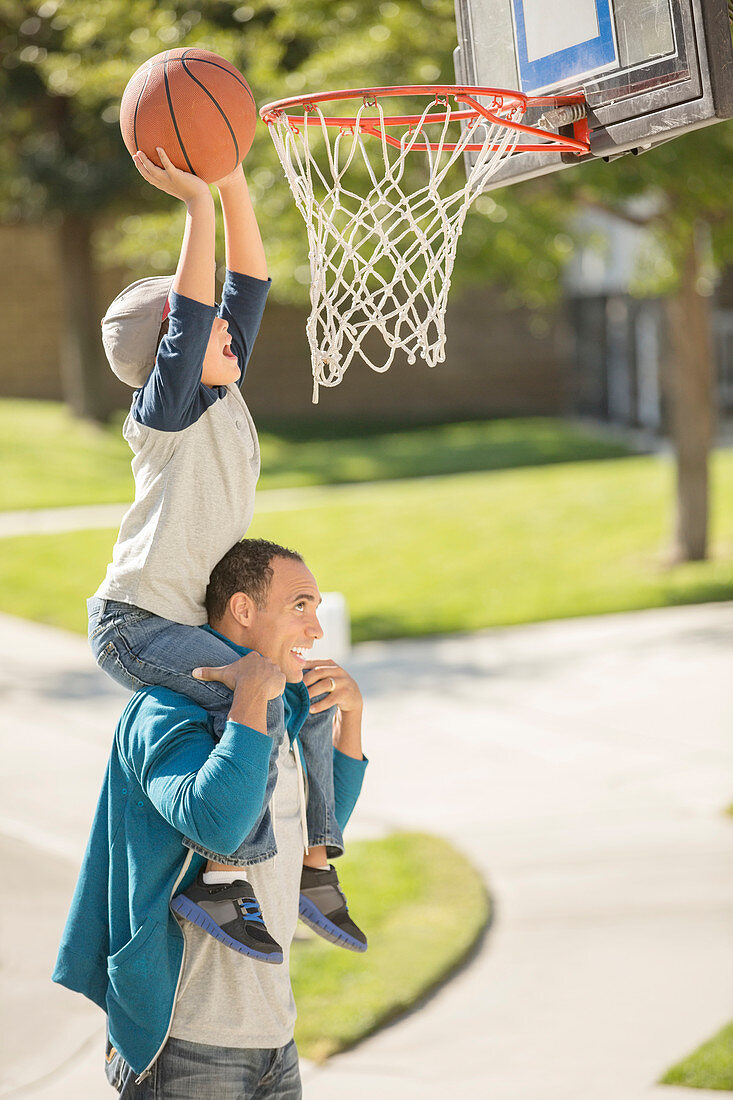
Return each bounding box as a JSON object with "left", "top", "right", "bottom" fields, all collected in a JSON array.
[
  {"left": 133, "top": 66, "right": 152, "bottom": 154},
  {"left": 163, "top": 51, "right": 195, "bottom": 174},
  {"left": 180, "top": 57, "right": 240, "bottom": 168},
  {"left": 181, "top": 49, "right": 255, "bottom": 105}
]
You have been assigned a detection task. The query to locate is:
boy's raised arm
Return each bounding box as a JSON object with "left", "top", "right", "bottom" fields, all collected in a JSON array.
[
  {"left": 133, "top": 147, "right": 216, "bottom": 306},
  {"left": 215, "top": 165, "right": 268, "bottom": 281}
]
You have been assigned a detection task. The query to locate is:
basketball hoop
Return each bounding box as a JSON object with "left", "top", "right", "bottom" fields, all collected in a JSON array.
[{"left": 260, "top": 85, "right": 589, "bottom": 401}]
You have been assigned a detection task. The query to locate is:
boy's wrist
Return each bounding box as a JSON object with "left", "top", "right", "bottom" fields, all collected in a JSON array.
[
  {"left": 216, "top": 166, "right": 246, "bottom": 195},
  {"left": 185, "top": 191, "right": 215, "bottom": 214}
]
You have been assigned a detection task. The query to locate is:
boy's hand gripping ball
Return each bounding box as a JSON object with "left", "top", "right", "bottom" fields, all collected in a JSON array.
[{"left": 120, "top": 48, "right": 257, "bottom": 183}]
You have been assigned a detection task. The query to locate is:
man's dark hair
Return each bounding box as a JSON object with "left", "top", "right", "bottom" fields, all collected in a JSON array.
[{"left": 205, "top": 538, "right": 304, "bottom": 622}]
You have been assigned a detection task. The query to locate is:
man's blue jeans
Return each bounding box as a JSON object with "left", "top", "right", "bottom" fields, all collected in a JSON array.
[
  {"left": 88, "top": 597, "right": 344, "bottom": 865},
  {"left": 107, "top": 1037, "right": 301, "bottom": 1098}
]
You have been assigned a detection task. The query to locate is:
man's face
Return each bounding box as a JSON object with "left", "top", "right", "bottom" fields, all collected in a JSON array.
[{"left": 245, "top": 557, "right": 323, "bottom": 682}]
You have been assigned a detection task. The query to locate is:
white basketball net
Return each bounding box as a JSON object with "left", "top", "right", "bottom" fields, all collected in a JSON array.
[{"left": 265, "top": 93, "right": 524, "bottom": 401}]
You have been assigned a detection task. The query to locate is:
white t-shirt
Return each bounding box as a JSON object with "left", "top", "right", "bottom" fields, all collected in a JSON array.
[{"left": 170, "top": 736, "right": 304, "bottom": 1048}]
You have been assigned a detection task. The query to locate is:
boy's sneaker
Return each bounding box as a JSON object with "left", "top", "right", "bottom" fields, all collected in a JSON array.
[
  {"left": 299, "top": 865, "right": 368, "bottom": 952},
  {"left": 171, "top": 872, "right": 283, "bottom": 964}
]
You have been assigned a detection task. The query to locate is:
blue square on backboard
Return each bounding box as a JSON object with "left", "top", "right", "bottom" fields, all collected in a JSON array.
[{"left": 511, "top": 0, "right": 618, "bottom": 94}]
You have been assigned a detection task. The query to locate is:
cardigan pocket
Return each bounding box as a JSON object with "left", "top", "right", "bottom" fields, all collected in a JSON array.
[
  {"left": 107, "top": 915, "right": 160, "bottom": 972},
  {"left": 105, "top": 918, "right": 182, "bottom": 1071}
]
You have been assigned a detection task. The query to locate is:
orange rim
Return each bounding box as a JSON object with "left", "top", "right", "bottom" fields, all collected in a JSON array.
[{"left": 260, "top": 84, "right": 590, "bottom": 155}]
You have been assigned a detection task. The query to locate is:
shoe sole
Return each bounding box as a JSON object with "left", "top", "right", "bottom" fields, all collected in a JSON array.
[
  {"left": 171, "top": 895, "right": 283, "bottom": 964},
  {"left": 298, "top": 895, "right": 368, "bottom": 952}
]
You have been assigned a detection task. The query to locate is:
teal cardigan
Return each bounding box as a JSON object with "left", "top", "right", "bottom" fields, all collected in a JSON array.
[{"left": 52, "top": 673, "right": 367, "bottom": 1076}]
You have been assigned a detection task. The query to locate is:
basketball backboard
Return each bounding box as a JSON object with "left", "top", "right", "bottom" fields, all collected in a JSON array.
[{"left": 453, "top": 0, "right": 733, "bottom": 188}]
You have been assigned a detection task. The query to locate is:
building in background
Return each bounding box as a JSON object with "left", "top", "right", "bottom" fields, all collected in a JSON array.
[
  {"left": 3, "top": 218, "right": 731, "bottom": 429},
  {"left": 565, "top": 209, "right": 733, "bottom": 431},
  {"left": 0, "top": 222, "right": 570, "bottom": 426}
]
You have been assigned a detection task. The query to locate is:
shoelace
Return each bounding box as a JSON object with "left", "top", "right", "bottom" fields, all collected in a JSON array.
[{"left": 236, "top": 896, "right": 265, "bottom": 926}]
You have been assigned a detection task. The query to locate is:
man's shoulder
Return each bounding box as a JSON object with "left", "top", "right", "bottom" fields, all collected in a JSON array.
[
  {"left": 118, "top": 684, "right": 211, "bottom": 731},
  {"left": 114, "top": 686, "right": 215, "bottom": 771}
]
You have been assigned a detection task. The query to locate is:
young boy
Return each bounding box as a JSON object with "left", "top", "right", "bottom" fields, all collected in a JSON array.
[{"left": 88, "top": 146, "right": 366, "bottom": 963}]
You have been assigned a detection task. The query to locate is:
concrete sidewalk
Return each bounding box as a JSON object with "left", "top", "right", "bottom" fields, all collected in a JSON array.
[
  {"left": 1, "top": 603, "right": 732, "bottom": 1098},
  {"left": 0, "top": 480, "right": 447, "bottom": 539}
]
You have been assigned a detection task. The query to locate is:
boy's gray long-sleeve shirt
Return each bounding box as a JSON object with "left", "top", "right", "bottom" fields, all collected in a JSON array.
[{"left": 96, "top": 271, "right": 270, "bottom": 625}]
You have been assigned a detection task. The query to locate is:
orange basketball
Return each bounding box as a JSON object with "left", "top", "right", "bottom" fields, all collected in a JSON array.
[{"left": 120, "top": 48, "right": 257, "bottom": 183}]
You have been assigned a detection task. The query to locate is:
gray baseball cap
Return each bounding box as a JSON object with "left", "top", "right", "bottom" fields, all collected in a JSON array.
[{"left": 101, "top": 275, "right": 174, "bottom": 389}]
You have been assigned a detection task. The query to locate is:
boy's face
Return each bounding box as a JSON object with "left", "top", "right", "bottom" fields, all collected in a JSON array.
[
  {"left": 244, "top": 557, "right": 324, "bottom": 683},
  {"left": 201, "top": 317, "right": 241, "bottom": 387}
]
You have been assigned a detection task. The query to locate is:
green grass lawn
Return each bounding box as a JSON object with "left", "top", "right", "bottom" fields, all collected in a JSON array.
[
  {"left": 0, "top": 398, "right": 629, "bottom": 510},
  {"left": 292, "top": 832, "right": 489, "bottom": 1062},
  {"left": 661, "top": 1020, "right": 733, "bottom": 1090},
  {"left": 0, "top": 451, "right": 730, "bottom": 640}
]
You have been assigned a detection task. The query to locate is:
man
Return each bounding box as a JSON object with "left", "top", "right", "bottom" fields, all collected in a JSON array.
[{"left": 53, "top": 538, "right": 367, "bottom": 1098}]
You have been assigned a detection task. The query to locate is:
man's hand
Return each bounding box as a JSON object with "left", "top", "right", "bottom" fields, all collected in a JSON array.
[
  {"left": 193, "top": 653, "right": 285, "bottom": 734},
  {"left": 303, "top": 659, "right": 364, "bottom": 761},
  {"left": 133, "top": 147, "right": 211, "bottom": 207},
  {"left": 302, "top": 659, "right": 363, "bottom": 716},
  {"left": 193, "top": 652, "right": 285, "bottom": 699}
]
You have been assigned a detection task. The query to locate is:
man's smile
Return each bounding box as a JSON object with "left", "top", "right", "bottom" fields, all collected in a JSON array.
[{"left": 290, "top": 645, "right": 311, "bottom": 667}]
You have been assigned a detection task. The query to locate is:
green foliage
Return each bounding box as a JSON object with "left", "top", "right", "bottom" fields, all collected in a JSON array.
[
  {"left": 0, "top": 0, "right": 133, "bottom": 217},
  {"left": 554, "top": 121, "right": 733, "bottom": 294},
  {"left": 291, "top": 832, "right": 489, "bottom": 1062},
  {"left": 0, "top": 0, "right": 578, "bottom": 304},
  {"left": 660, "top": 1019, "right": 733, "bottom": 1090},
  {"left": 1, "top": 0, "right": 731, "bottom": 302}
]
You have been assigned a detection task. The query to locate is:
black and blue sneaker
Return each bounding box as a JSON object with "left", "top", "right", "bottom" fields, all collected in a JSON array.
[
  {"left": 171, "top": 872, "right": 283, "bottom": 964},
  {"left": 299, "top": 865, "right": 367, "bottom": 952}
]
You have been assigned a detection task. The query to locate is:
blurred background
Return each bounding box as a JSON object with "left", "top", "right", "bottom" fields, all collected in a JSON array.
[
  {"left": 1, "top": 3, "right": 733, "bottom": 1096},
  {"left": 0, "top": 0, "right": 732, "bottom": 640}
]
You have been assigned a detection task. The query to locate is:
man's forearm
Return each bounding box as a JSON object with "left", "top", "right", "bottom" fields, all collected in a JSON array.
[{"left": 227, "top": 685, "right": 269, "bottom": 736}]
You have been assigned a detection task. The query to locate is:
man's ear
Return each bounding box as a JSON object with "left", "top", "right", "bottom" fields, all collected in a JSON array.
[{"left": 229, "top": 591, "right": 256, "bottom": 627}]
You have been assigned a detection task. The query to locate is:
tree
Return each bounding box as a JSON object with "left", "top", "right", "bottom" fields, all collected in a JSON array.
[
  {"left": 0, "top": 0, "right": 241, "bottom": 420},
  {"left": 558, "top": 122, "right": 733, "bottom": 560},
  {"left": 1, "top": 0, "right": 127, "bottom": 419}
]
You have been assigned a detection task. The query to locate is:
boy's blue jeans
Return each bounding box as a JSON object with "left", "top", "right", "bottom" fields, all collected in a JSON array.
[
  {"left": 107, "top": 1036, "right": 301, "bottom": 1098},
  {"left": 88, "top": 597, "right": 344, "bottom": 866}
]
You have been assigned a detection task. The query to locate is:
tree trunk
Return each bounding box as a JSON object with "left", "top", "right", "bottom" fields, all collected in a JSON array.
[
  {"left": 664, "top": 228, "right": 716, "bottom": 562},
  {"left": 57, "top": 212, "right": 112, "bottom": 422}
]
